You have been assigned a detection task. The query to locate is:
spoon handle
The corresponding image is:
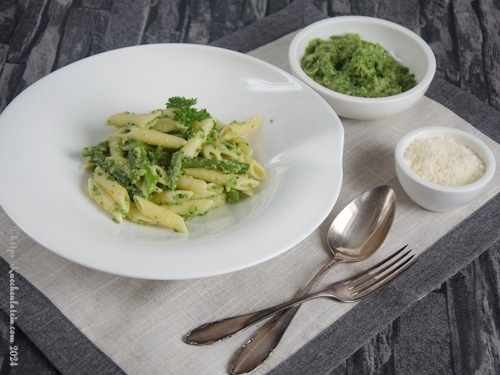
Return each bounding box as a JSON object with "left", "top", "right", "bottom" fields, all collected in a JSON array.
[
  {"left": 184, "top": 281, "right": 337, "bottom": 346},
  {"left": 184, "top": 258, "right": 341, "bottom": 347},
  {"left": 229, "top": 257, "right": 342, "bottom": 374}
]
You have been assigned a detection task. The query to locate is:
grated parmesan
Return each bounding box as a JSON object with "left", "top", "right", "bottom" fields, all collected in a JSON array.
[{"left": 404, "top": 136, "right": 486, "bottom": 186}]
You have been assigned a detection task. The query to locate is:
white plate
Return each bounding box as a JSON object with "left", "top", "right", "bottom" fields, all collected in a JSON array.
[{"left": 0, "top": 44, "right": 343, "bottom": 280}]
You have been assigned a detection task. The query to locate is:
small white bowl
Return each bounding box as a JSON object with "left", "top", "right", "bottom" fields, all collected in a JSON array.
[
  {"left": 289, "top": 16, "right": 436, "bottom": 120},
  {"left": 395, "top": 127, "right": 496, "bottom": 212}
]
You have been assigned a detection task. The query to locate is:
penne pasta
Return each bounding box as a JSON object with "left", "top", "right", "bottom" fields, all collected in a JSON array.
[
  {"left": 106, "top": 111, "right": 161, "bottom": 129},
  {"left": 150, "top": 165, "right": 168, "bottom": 185},
  {"left": 153, "top": 118, "right": 188, "bottom": 133},
  {"left": 201, "top": 144, "right": 222, "bottom": 160},
  {"left": 240, "top": 189, "right": 254, "bottom": 197},
  {"left": 209, "top": 193, "right": 228, "bottom": 210},
  {"left": 152, "top": 190, "right": 193, "bottom": 205},
  {"left": 164, "top": 199, "right": 214, "bottom": 216},
  {"left": 219, "top": 142, "right": 244, "bottom": 161},
  {"left": 183, "top": 168, "right": 260, "bottom": 190},
  {"left": 81, "top": 159, "right": 96, "bottom": 170},
  {"left": 93, "top": 166, "right": 131, "bottom": 212},
  {"left": 181, "top": 118, "right": 217, "bottom": 158},
  {"left": 244, "top": 155, "right": 268, "bottom": 181},
  {"left": 161, "top": 107, "right": 180, "bottom": 119},
  {"left": 82, "top": 97, "right": 266, "bottom": 232},
  {"left": 108, "top": 138, "right": 125, "bottom": 158},
  {"left": 110, "top": 127, "right": 186, "bottom": 149},
  {"left": 88, "top": 178, "right": 123, "bottom": 222},
  {"left": 134, "top": 196, "right": 188, "bottom": 233},
  {"left": 230, "top": 137, "right": 253, "bottom": 156},
  {"left": 219, "top": 114, "right": 262, "bottom": 141},
  {"left": 128, "top": 203, "right": 157, "bottom": 225},
  {"left": 190, "top": 183, "right": 224, "bottom": 199},
  {"left": 176, "top": 175, "right": 208, "bottom": 193}
]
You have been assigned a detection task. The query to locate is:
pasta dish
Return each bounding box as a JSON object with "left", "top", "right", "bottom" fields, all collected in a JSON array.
[{"left": 81, "top": 97, "right": 267, "bottom": 233}]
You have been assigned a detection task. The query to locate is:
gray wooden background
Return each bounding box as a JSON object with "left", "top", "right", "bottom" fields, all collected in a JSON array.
[
  {"left": 1, "top": 0, "right": 500, "bottom": 374},
  {"left": 1, "top": 0, "right": 500, "bottom": 113}
]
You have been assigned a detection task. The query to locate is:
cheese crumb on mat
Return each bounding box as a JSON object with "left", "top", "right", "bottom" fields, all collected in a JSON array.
[{"left": 404, "top": 136, "right": 486, "bottom": 186}]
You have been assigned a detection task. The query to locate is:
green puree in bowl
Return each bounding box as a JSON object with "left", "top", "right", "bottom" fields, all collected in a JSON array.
[{"left": 301, "top": 33, "right": 417, "bottom": 98}]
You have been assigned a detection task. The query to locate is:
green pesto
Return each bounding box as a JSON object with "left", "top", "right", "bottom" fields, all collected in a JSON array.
[
  {"left": 92, "top": 184, "right": 101, "bottom": 196},
  {"left": 82, "top": 141, "right": 108, "bottom": 158},
  {"left": 168, "top": 193, "right": 190, "bottom": 205},
  {"left": 301, "top": 33, "right": 417, "bottom": 98},
  {"left": 183, "top": 205, "right": 199, "bottom": 222},
  {"left": 147, "top": 145, "right": 170, "bottom": 167},
  {"left": 223, "top": 141, "right": 235, "bottom": 151},
  {"left": 113, "top": 202, "right": 129, "bottom": 217}
]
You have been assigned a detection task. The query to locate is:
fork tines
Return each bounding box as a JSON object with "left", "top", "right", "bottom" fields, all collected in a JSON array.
[{"left": 344, "top": 245, "right": 417, "bottom": 299}]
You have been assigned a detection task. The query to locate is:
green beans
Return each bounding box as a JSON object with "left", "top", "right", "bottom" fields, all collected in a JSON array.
[
  {"left": 87, "top": 151, "right": 143, "bottom": 198},
  {"left": 181, "top": 157, "right": 250, "bottom": 175},
  {"left": 167, "top": 150, "right": 185, "bottom": 190},
  {"left": 226, "top": 189, "right": 239, "bottom": 203},
  {"left": 129, "top": 141, "right": 156, "bottom": 199}
]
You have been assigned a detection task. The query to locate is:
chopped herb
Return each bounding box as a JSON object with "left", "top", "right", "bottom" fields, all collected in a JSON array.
[
  {"left": 223, "top": 141, "right": 235, "bottom": 150},
  {"left": 184, "top": 205, "right": 199, "bottom": 222},
  {"left": 92, "top": 184, "right": 101, "bottom": 196},
  {"left": 166, "top": 97, "right": 211, "bottom": 130},
  {"left": 113, "top": 202, "right": 129, "bottom": 216}
]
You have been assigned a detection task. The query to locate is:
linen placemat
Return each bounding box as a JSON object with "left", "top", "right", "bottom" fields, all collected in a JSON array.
[{"left": 2, "top": 28, "right": 500, "bottom": 375}]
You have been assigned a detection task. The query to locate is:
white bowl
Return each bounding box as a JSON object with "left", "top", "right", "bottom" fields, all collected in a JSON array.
[
  {"left": 395, "top": 127, "right": 496, "bottom": 212},
  {"left": 289, "top": 16, "right": 436, "bottom": 120}
]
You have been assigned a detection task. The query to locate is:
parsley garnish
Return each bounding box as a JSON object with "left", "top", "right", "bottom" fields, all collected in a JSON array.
[{"left": 166, "top": 97, "right": 211, "bottom": 130}]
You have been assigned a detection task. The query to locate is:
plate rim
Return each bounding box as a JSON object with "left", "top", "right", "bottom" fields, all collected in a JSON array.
[{"left": 0, "top": 43, "right": 344, "bottom": 279}]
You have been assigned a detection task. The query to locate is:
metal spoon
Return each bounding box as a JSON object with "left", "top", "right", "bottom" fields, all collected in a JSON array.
[
  {"left": 227, "top": 185, "right": 396, "bottom": 374},
  {"left": 185, "top": 185, "right": 396, "bottom": 371}
]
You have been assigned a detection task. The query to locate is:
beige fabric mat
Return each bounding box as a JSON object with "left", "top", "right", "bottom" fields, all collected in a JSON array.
[{"left": 1, "top": 31, "right": 500, "bottom": 375}]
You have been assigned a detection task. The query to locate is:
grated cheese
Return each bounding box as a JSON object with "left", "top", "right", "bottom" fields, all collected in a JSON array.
[{"left": 404, "top": 136, "right": 486, "bottom": 186}]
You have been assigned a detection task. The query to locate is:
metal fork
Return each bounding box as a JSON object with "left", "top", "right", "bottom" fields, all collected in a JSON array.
[{"left": 185, "top": 246, "right": 417, "bottom": 345}]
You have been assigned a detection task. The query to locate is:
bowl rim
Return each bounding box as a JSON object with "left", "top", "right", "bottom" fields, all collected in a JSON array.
[
  {"left": 288, "top": 16, "right": 437, "bottom": 103},
  {"left": 395, "top": 126, "right": 496, "bottom": 193}
]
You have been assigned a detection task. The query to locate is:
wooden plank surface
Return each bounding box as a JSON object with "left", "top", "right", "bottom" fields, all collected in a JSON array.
[
  {"left": 1, "top": 0, "right": 500, "bottom": 111},
  {"left": 0, "top": 1, "right": 499, "bottom": 374}
]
